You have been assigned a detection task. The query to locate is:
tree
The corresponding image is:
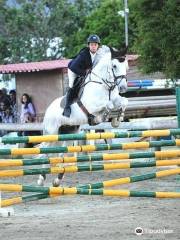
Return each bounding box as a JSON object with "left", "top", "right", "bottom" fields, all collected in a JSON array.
[
  {"left": 62, "top": 0, "right": 101, "bottom": 57},
  {"left": 64, "top": 0, "right": 126, "bottom": 57},
  {"left": 0, "top": 0, "right": 11, "bottom": 63},
  {"left": 2, "top": 0, "right": 66, "bottom": 63},
  {"left": 0, "top": 0, "right": 100, "bottom": 63},
  {"left": 132, "top": 0, "right": 180, "bottom": 78}
]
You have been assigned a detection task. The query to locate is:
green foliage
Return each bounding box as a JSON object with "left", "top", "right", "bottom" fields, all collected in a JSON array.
[
  {"left": 0, "top": 0, "right": 179, "bottom": 79},
  {"left": 0, "top": 0, "right": 100, "bottom": 63},
  {"left": 62, "top": 0, "right": 101, "bottom": 57},
  {"left": 161, "top": 0, "right": 180, "bottom": 78},
  {"left": 132, "top": 0, "right": 180, "bottom": 78},
  {"left": 65, "top": 0, "right": 126, "bottom": 57},
  {"left": 0, "top": 0, "right": 71, "bottom": 63}
]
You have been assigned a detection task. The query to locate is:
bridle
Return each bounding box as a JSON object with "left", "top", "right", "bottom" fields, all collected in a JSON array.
[
  {"left": 90, "top": 59, "right": 127, "bottom": 99},
  {"left": 77, "top": 57, "right": 127, "bottom": 125}
]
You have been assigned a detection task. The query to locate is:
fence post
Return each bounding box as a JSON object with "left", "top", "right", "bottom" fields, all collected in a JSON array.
[{"left": 176, "top": 87, "right": 180, "bottom": 128}]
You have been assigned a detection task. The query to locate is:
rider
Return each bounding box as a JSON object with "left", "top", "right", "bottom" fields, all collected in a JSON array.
[{"left": 62, "top": 34, "right": 101, "bottom": 118}]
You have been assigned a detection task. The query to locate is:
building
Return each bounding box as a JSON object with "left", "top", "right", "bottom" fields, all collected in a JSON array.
[{"left": 0, "top": 59, "right": 70, "bottom": 121}]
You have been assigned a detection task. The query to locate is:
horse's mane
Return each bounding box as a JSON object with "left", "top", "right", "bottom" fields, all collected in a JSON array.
[
  {"left": 92, "top": 45, "right": 111, "bottom": 68},
  {"left": 98, "top": 45, "right": 111, "bottom": 56},
  {"left": 93, "top": 44, "right": 128, "bottom": 68}
]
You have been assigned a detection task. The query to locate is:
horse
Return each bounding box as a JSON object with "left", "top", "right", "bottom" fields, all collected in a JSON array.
[{"left": 37, "top": 46, "right": 129, "bottom": 187}]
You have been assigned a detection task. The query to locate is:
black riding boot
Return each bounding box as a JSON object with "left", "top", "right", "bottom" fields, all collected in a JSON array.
[{"left": 62, "top": 88, "right": 74, "bottom": 117}]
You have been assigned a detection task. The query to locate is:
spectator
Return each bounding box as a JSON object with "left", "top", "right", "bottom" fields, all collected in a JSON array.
[
  {"left": 9, "top": 90, "right": 17, "bottom": 122},
  {"left": 1, "top": 88, "right": 11, "bottom": 104},
  {"left": 0, "top": 101, "right": 13, "bottom": 123},
  {"left": 0, "top": 101, "right": 14, "bottom": 136},
  {"left": 2, "top": 87, "right": 8, "bottom": 96},
  {"left": 9, "top": 89, "right": 16, "bottom": 107},
  {"left": 19, "top": 93, "right": 41, "bottom": 146},
  {"left": 0, "top": 89, "right": 10, "bottom": 105},
  {"left": 20, "top": 93, "right": 36, "bottom": 124}
]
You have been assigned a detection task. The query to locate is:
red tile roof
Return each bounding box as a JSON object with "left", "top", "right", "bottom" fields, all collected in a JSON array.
[
  {"left": 0, "top": 55, "right": 138, "bottom": 74},
  {"left": 0, "top": 59, "right": 70, "bottom": 74},
  {"left": 127, "top": 55, "right": 139, "bottom": 61}
]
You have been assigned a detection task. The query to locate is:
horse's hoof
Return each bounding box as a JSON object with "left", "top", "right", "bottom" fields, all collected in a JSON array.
[
  {"left": 37, "top": 175, "right": 45, "bottom": 186},
  {"left": 52, "top": 178, "right": 61, "bottom": 187},
  {"left": 111, "top": 118, "right": 120, "bottom": 128}
]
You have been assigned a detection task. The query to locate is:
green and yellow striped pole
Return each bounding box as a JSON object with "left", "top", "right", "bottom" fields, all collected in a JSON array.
[
  {"left": 1, "top": 168, "right": 180, "bottom": 207},
  {"left": 2, "top": 129, "right": 180, "bottom": 144},
  {"left": 1, "top": 187, "right": 180, "bottom": 207},
  {"left": 176, "top": 87, "right": 180, "bottom": 128},
  {"left": 0, "top": 193, "right": 59, "bottom": 207},
  {"left": 0, "top": 160, "right": 180, "bottom": 178},
  {"left": 1, "top": 149, "right": 180, "bottom": 168},
  {"left": 1, "top": 139, "right": 180, "bottom": 156},
  {"left": 78, "top": 168, "right": 180, "bottom": 189},
  {"left": 0, "top": 193, "right": 49, "bottom": 207},
  {"left": 1, "top": 168, "right": 179, "bottom": 192}
]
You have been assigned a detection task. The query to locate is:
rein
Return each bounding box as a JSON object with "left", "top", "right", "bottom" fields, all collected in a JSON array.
[{"left": 90, "top": 67, "right": 127, "bottom": 100}]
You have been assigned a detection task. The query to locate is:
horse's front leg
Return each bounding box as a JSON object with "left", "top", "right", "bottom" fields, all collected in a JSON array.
[
  {"left": 110, "top": 94, "right": 128, "bottom": 128},
  {"left": 94, "top": 102, "right": 114, "bottom": 123}
]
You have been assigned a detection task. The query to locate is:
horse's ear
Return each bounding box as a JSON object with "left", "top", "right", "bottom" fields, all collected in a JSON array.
[
  {"left": 119, "top": 44, "right": 128, "bottom": 56},
  {"left": 109, "top": 45, "right": 128, "bottom": 60},
  {"left": 118, "top": 45, "right": 128, "bottom": 62},
  {"left": 109, "top": 46, "right": 120, "bottom": 59}
]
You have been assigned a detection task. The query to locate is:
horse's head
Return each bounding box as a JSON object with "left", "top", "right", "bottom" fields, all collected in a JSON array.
[
  {"left": 109, "top": 46, "right": 128, "bottom": 93},
  {"left": 88, "top": 45, "right": 128, "bottom": 93}
]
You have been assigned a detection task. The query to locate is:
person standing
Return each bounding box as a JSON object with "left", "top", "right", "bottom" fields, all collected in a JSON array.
[
  {"left": 20, "top": 93, "right": 36, "bottom": 124},
  {"left": 9, "top": 89, "right": 17, "bottom": 122},
  {"left": 19, "top": 93, "right": 36, "bottom": 140}
]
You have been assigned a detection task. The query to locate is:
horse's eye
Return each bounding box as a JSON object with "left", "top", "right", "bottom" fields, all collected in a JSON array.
[
  {"left": 113, "top": 65, "right": 117, "bottom": 69},
  {"left": 119, "top": 57, "right": 125, "bottom": 62}
]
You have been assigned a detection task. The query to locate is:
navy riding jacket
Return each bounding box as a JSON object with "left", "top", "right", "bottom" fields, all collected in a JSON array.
[{"left": 68, "top": 47, "right": 92, "bottom": 76}]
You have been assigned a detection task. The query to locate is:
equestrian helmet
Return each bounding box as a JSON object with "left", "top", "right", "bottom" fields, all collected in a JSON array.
[{"left": 87, "top": 34, "right": 101, "bottom": 44}]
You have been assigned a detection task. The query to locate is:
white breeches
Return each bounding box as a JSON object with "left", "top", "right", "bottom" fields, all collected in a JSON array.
[{"left": 68, "top": 69, "right": 77, "bottom": 88}]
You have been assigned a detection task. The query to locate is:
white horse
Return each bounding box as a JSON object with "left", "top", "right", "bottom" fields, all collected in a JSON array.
[{"left": 37, "top": 46, "right": 129, "bottom": 186}]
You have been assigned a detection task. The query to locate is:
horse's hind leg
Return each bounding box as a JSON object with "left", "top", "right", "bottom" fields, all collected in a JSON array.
[
  {"left": 37, "top": 124, "right": 60, "bottom": 186},
  {"left": 36, "top": 140, "right": 54, "bottom": 186},
  {"left": 52, "top": 139, "right": 75, "bottom": 187},
  {"left": 37, "top": 138, "right": 65, "bottom": 187},
  {"left": 52, "top": 125, "right": 80, "bottom": 187},
  {"left": 36, "top": 141, "right": 49, "bottom": 186},
  {"left": 53, "top": 173, "right": 64, "bottom": 186}
]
